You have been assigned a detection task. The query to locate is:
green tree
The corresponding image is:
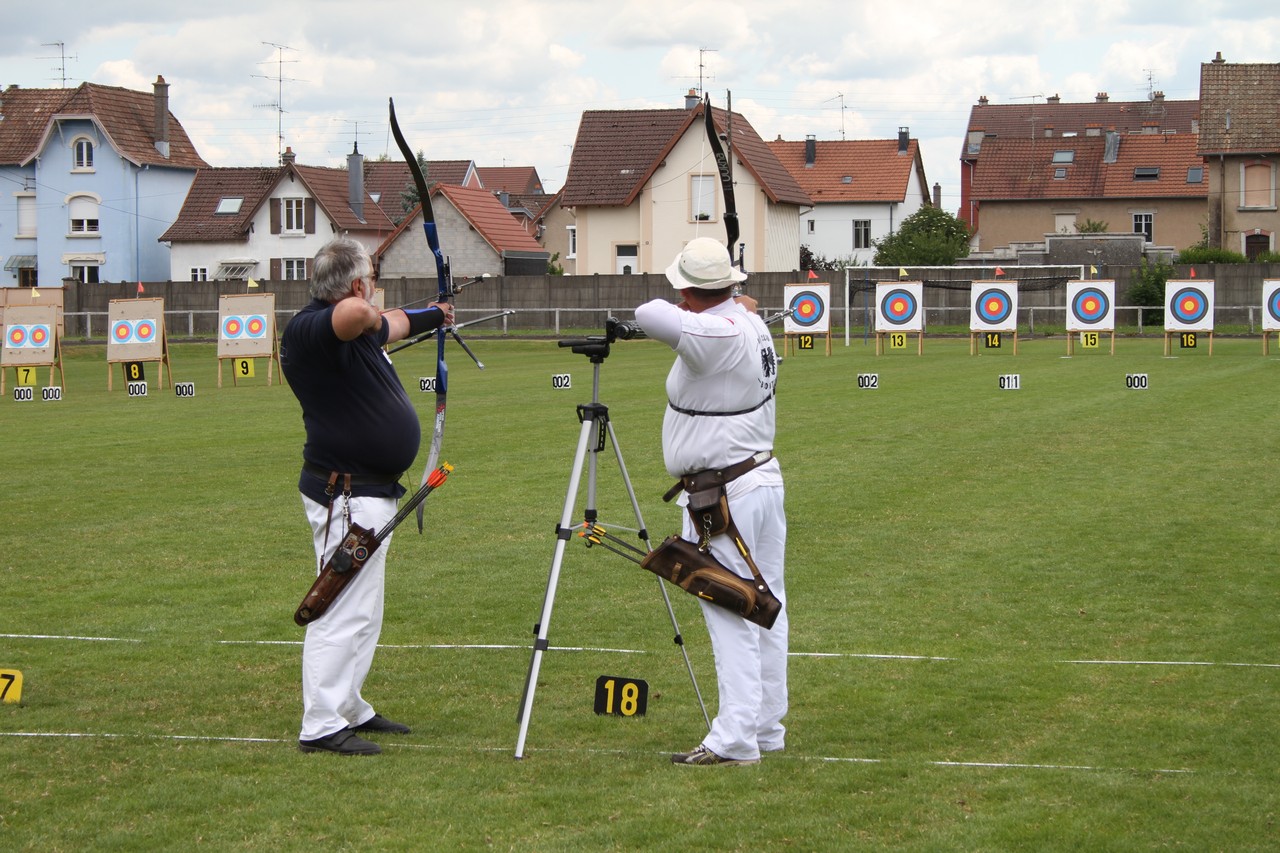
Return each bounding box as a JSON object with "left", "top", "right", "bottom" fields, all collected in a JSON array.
[
  {"left": 1126, "top": 258, "right": 1173, "bottom": 326},
  {"left": 1076, "top": 218, "right": 1109, "bottom": 233},
  {"left": 873, "top": 206, "right": 972, "bottom": 266}
]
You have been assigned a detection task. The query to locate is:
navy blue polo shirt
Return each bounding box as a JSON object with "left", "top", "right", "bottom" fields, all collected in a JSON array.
[{"left": 281, "top": 298, "right": 420, "bottom": 504}]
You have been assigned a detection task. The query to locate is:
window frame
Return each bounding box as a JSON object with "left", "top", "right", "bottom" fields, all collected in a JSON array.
[
  {"left": 282, "top": 197, "right": 306, "bottom": 233},
  {"left": 852, "top": 219, "right": 872, "bottom": 250},
  {"left": 72, "top": 137, "right": 95, "bottom": 171},
  {"left": 690, "top": 174, "right": 717, "bottom": 222}
]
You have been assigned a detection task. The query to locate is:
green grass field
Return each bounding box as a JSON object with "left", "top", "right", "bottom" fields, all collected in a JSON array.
[{"left": 2, "top": 333, "right": 1278, "bottom": 851}]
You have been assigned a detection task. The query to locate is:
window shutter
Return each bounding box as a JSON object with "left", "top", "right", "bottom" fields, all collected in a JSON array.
[
  {"left": 304, "top": 199, "right": 316, "bottom": 234},
  {"left": 270, "top": 258, "right": 281, "bottom": 280},
  {"left": 304, "top": 258, "right": 311, "bottom": 280},
  {"left": 270, "top": 200, "right": 281, "bottom": 235}
]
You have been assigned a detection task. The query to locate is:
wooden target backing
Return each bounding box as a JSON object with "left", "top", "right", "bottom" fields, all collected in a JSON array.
[{"left": 217, "top": 293, "right": 280, "bottom": 387}]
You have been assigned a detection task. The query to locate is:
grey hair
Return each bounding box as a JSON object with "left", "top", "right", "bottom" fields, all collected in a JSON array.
[{"left": 310, "top": 237, "right": 372, "bottom": 301}]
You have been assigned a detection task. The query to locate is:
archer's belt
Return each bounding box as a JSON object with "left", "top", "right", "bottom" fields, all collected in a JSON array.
[
  {"left": 663, "top": 450, "right": 774, "bottom": 502},
  {"left": 302, "top": 462, "right": 402, "bottom": 488}
]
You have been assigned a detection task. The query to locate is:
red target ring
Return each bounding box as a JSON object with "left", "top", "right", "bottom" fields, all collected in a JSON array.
[
  {"left": 7, "top": 325, "right": 28, "bottom": 347},
  {"left": 112, "top": 320, "right": 135, "bottom": 343}
]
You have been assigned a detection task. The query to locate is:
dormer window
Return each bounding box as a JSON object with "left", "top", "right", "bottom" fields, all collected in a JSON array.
[
  {"left": 1052, "top": 150, "right": 1075, "bottom": 164},
  {"left": 73, "top": 138, "right": 94, "bottom": 170},
  {"left": 1133, "top": 167, "right": 1161, "bottom": 181},
  {"left": 215, "top": 197, "right": 244, "bottom": 215}
]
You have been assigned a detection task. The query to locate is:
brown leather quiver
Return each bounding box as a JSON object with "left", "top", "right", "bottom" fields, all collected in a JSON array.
[
  {"left": 640, "top": 535, "right": 781, "bottom": 630},
  {"left": 294, "top": 522, "right": 379, "bottom": 626}
]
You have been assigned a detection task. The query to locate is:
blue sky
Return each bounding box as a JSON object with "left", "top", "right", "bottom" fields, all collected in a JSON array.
[{"left": 2, "top": 0, "right": 1275, "bottom": 208}]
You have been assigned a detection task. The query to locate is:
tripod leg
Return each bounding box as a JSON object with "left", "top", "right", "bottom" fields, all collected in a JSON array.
[
  {"left": 514, "top": 414, "right": 597, "bottom": 759},
  {"left": 603, "top": 420, "right": 711, "bottom": 731}
]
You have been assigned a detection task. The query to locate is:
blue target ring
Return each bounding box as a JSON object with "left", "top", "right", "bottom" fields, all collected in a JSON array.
[
  {"left": 788, "top": 291, "right": 826, "bottom": 327},
  {"left": 880, "top": 288, "right": 918, "bottom": 326},
  {"left": 1169, "top": 287, "right": 1208, "bottom": 325},
  {"left": 1268, "top": 287, "right": 1280, "bottom": 324},
  {"left": 1071, "top": 287, "right": 1110, "bottom": 325},
  {"left": 975, "top": 288, "right": 1013, "bottom": 325}
]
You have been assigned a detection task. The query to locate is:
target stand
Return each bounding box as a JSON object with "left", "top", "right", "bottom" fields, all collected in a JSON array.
[
  {"left": 1, "top": 304, "right": 64, "bottom": 394},
  {"left": 782, "top": 283, "right": 831, "bottom": 356},
  {"left": 1163, "top": 280, "right": 1214, "bottom": 357},
  {"left": 1065, "top": 281, "right": 1116, "bottom": 356},
  {"left": 106, "top": 299, "right": 174, "bottom": 391},
  {"left": 1261, "top": 280, "right": 1279, "bottom": 355},
  {"left": 217, "top": 294, "right": 280, "bottom": 387},
  {"left": 874, "top": 282, "right": 924, "bottom": 356},
  {"left": 969, "top": 282, "right": 1019, "bottom": 356}
]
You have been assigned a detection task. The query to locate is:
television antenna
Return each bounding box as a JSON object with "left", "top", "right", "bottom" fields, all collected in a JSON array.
[
  {"left": 672, "top": 47, "right": 717, "bottom": 96},
  {"left": 40, "top": 42, "right": 78, "bottom": 88},
  {"left": 824, "top": 93, "right": 848, "bottom": 140},
  {"left": 252, "top": 42, "right": 306, "bottom": 164}
]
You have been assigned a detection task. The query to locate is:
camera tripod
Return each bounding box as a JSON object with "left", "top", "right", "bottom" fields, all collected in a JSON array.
[{"left": 514, "top": 324, "right": 709, "bottom": 759}]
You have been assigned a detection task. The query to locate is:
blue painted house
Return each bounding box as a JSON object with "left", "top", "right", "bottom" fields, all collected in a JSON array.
[{"left": 0, "top": 76, "right": 207, "bottom": 287}]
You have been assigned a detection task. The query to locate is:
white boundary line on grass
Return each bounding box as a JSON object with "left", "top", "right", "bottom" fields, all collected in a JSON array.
[
  {"left": 0, "top": 732, "right": 1194, "bottom": 774},
  {"left": 6, "top": 634, "right": 1279, "bottom": 668}
]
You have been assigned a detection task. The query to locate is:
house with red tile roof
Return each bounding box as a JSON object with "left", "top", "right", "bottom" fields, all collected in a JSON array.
[
  {"left": 767, "top": 129, "right": 931, "bottom": 265},
  {"left": 0, "top": 76, "right": 207, "bottom": 287},
  {"left": 363, "top": 159, "right": 481, "bottom": 223},
  {"left": 1199, "top": 54, "right": 1280, "bottom": 258},
  {"left": 559, "top": 99, "right": 811, "bottom": 275},
  {"left": 159, "top": 145, "right": 395, "bottom": 281},
  {"left": 376, "top": 183, "right": 549, "bottom": 280},
  {"left": 959, "top": 92, "right": 1204, "bottom": 255},
  {"left": 476, "top": 166, "right": 544, "bottom": 196}
]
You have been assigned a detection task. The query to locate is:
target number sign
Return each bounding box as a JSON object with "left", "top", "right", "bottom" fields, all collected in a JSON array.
[
  {"left": 875, "top": 282, "right": 924, "bottom": 332},
  {"left": 235, "top": 358, "right": 256, "bottom": 378},
  {"left": 550, "top": 373, "right": 571, "bottom": 390},
  {"left": 985, "top": 332, "right": 1002, "bottom": 348},
  {"left": 783, "top": 284, "right": 830, "bottom": 334},
  {"left": 0, "top": 669, "right": 22, "bottom": 704},
  {"left": 1163, "top": 280, "right": 1214, "bottom": 332},
  {"left": 1180, "top": 332, "right": 1198, "bottom": 349},
  {"left": 797, "top": 334, "right": 814, "bottom": 350},
  {"left": 594, "top": 675, "right": 648, "bottom": 717},
  {"left": 1081, "top": 332, "right": 1099, "bottom": 349},
  {"left": 889, "top": 332, "right": 907, "bottom": 349}
]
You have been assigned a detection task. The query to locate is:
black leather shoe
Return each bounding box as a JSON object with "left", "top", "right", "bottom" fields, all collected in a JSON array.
[
  {"left": 299, "top": 729, "right": 381, "bottom": 755},
  {"left": 350, "top": 713, "right": 411, "bottom": 735}
]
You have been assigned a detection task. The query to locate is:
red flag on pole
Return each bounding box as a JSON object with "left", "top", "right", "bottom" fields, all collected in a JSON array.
[
  {"left": 1189, "top": 267, "right": 1196, "bottom": 278},
  {"left": 994, "top": 266, "right": 1005, "bottom": 277},
  {"left": 137, "top": 282, "right": 145, "bottom": 294},
  {"left": 807, "top": 269, "right": 818, "bottom": 280}
]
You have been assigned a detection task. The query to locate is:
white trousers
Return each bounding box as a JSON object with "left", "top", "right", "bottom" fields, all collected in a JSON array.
[
  {"left": 299, "top": 493, "right": 397, "bottom": 741},
  {"left": 683, "top": 484, "right": 788, "bottom": 761}
]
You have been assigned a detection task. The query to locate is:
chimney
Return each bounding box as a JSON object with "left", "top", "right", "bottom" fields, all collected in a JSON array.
[
  {"left": 898, "top": 126, "right": 909, "bottom": 154},
  {"left": 347, "top": 142, "right": 365, "bottom": 221},
  {"left": 804, "top": 134, "right": 816, "bottom": 168},
  {"left": 978, "top": 95, "right": 989, "bottom": 106},
  {"left": 1212, "top": 51, "right": 1225, "bottom": 64},
  {"left": 685, "top": 88, "right": 699, "bottom": 110},
  {"left": 1096, "top": 92, "right": 1109, "bottom": 102},
  {"left": 932, "top": 182, "right": 942, "bottom": 207},
  {"left": 153, "top": 75, "right": 170, "bottom": 158},
  {"left": 1047, "top": 94, "right": 1060, "bottom": 104},
  {"left": 281, "top": 146, "right": 296, "bottom": 165},
  {"left": 1103, "top": 129, "right": 1120, "bottom": 163},
  {"left": 1151, "top": 91, "right": 1165, "bottom": 104}
]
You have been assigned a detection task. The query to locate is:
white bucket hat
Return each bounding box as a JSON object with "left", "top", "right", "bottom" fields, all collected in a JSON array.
[{"left": 664, "top": 237, "right": 748, "bottom": 290}]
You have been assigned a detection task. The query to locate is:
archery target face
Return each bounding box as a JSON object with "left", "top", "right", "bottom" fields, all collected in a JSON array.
[
  {"left": 1164, "top": 280, "right": 1214, "bottom": 331},
  {"left": 970, "top": 282, "right": 1018, "bottom": 331},
  {"left": 245, "top": 315, "right": 268, "bottom": 338},
  {"left": 222, "top": 316, "right": 244, "bottom": 339},
  {"left": 1263, "top": 280, "right": 1280, "bottom": 331},
  {"left": 1066, "top": 280, "right": 1115, "bottom": 332},
  {"left": 783, "top": 284, "right": 830, "bottom": 334},
  {"left": 133, "top": 320, "right": 157, "bottom": 344},
  {"left": 112, "top": 319, "right": 136, "bottom": 343},
  {"left": 28, "top": 324, "right": 51, "bottom": 347},
  {"left": 7, "top": 325, "right": 28, "bottom": 347},
  {"left": 875, "top": 282, "right": 924, "bottom": 332}
]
